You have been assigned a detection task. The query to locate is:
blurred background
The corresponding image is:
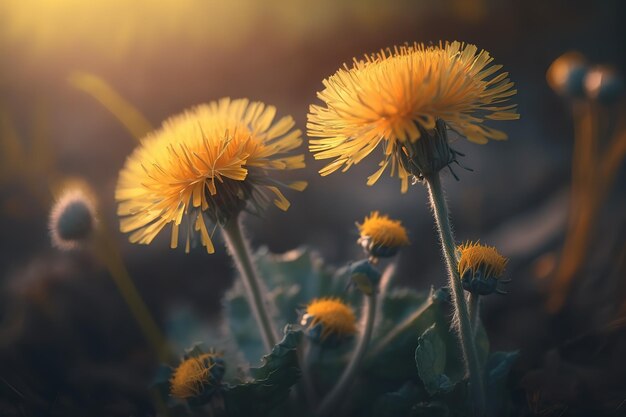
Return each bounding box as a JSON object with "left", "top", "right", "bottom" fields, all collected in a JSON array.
[{"left": 1, "top": 0, "right": 625, "bottom": 415}]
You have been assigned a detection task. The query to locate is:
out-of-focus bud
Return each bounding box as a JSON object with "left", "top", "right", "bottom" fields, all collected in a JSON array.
[
  {"left": 49, "top": 182, "right": 97, "bottom": 250},
  {"left": 357, "top": 211, "right": 409, "bottom": 260},
  {"left": 546, "top": 52, "right": 588, "bottom": 98},
  {"left": 170, "top": 349, "right": 225, "bottom": 404},
  {"left": 301, "top": 298, "right": 356, "bottom": 348},
  {"left": 584, "top": 65, "right": 624, "bottom": 104}
]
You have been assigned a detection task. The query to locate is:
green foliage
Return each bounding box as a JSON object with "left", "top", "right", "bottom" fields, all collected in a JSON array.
[
  {"left": 161, "top": 247, "right": 519, "bottom": 417},
  {"left": 222, "top": 328, "right": 302, "bottom": 417},
  {"left": 224, "top": 247, "right": 348, "bottom": 363},
  {"left": 364, "top": 287, "right": 436, "bottom": 380},
  {"left": 152, "top": 329, "right": 303, "bottom": 417},
  {"left": 484, "top": 350, "right": 520, "bottom": 417},
  {"left": 369, "top": 382, "right": 420, "bottom": 417},
  {"left": 415, "top": 324, "right": 453, "bottom": 396}
]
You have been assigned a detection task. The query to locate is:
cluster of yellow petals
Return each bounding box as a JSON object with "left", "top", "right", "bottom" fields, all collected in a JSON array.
[
  {"left": 170, "top": 353, "right": 219, "bottom": 399},
  {"left": 305, "top": 298, "right": 357, "bottom": 340},
  {"left": 357, "top": 211, "right": 410, "bottom": 248},
  {"left": 116, "top": 98, "right": 306, "bottom": 254},
  {"left": 308, "top": 41, "right": 518, "bottom": 190},
  {"left": 457, "top": 241, "right": 508, "bottom": 279}
]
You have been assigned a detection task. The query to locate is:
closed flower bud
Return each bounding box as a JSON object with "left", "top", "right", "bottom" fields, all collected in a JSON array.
[
  {"left": 584, "top": 66, "right": 623, "bottom": 104},
  {"left": 457, "top": 242, "right": 508, "bottom": 295},
  {"left": 170, "top": 351, "right": 225, "bottom": 403},
  {"left": 546, "top": 51, "right": 588, "bottom": 98},
  {"left": 349, "top": 259, "right": 382, "bottom": 295},
  {"left": 301, "top": 298, "right": 356, "bottom": 348},
  {"left": 49, "top": 182, "right": 97, "bottom": 250},
  {"left": 357, "top": 211, "right": 409, "bottom": 259}
]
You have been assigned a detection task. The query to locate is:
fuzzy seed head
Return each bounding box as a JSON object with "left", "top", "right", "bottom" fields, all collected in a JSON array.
[{"left": 49, "top": 183, "right": 97, "bottom": 250}]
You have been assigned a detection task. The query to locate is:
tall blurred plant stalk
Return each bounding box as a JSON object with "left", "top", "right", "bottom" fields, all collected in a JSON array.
[
  {"left": 64, "top": 73, "right": 172, "bottom": 359},
  {"left": 547, "top": 55, "right": 626, "bottom": 311},
  {"left": 68, "top": 71, "right": 153, "bottom": 141},
  {"left": 93, "top": 220, "right": 172, "bottom": 362}
]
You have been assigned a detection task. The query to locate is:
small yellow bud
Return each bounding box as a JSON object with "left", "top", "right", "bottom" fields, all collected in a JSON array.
[
  {"left": 301, "top": 298, "right": 357, "bottom": 347},
  {"left": 357, "top": 211, "right": 409, "bottom": 258}
]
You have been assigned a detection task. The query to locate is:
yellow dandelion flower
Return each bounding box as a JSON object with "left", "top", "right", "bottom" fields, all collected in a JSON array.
[
  {"left": 357, "top": 211, "right": 409, "bottom": 258},
  {"left": 170, "top": 352, "right": 224, "bottom": 400},
  {"left": 301, "top": 298, "right": 357, "bottom": 345},
  {"left": 308, "top": 41, "right": 518, "bottom": 191},
  {"left": 116, "top": 98, "right": 307, "bottom": 254},
  {"left": 457, "top": 241, "right": 508, "bottom": 295}
]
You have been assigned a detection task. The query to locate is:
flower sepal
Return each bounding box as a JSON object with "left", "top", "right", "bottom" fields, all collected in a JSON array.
[
  {"left": 398, "top": 119, "right": 458, "bottom": 180},
  {"left": 349, "top": 259, "right": 382, "bottom": 295}
]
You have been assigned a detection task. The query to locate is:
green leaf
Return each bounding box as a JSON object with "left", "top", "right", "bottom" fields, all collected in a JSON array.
[
  {"left": 415, "top": 324, "right": 454, "bottom": 396},
  {"left": 484, "top": 350, "right": 519, "bottom": 417},
  {"left": 224, "top": 247, "right": 342, "bottom": 364},
  {"left": 222, "top": 328, "right": 303, "bottom": 417},
  {"left": 365, "top": 287, "right": 437, "bottom": 380},
  {"left": 410, "top": 401, "right": 450, "bottom": 417},
  {"left": 485, "top": 350, "right": 519, "bottom": 385},
  {"left": 369, "top": 382, "right": 419, "bottom": 417}
]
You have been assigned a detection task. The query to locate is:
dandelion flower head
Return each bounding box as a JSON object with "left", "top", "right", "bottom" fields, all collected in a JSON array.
[
  {"left": 116, "top": 98, "right": 307, "bottom": 254},
  {"left": 308, "top": 41, "right": 519, "bottom": 191}
]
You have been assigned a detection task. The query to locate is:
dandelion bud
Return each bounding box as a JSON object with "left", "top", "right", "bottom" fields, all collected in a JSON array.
[
  {"left": 457, "top": 242, "right": 508, "bottom": 295},
  {"left": 49, "top": 184, "right": 97, "bottom": 250},
  {"left": 349, "top": 259, "right": 382, "bottom": 295},
  {"left": 584, "top": 66, "right": 623, "bottom": 104},
  {"left": 301, "top": 298, "right": 356, "bottom": 348},
  {"left": 546, "top": 52, "right": 588, "bottom": 98},
  {"left": 357, "top": 211, "right": 409, "bottom": 259},
  {"left": 170, "top": 351, "right": 225, "bottom": 402}
]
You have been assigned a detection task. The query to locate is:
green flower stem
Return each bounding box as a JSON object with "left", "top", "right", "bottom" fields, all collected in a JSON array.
[
  {"left": 469, "top": 293, "right": 481, "bottom": 335},
  {"left": 425, "top": 173, "right": 485, "bottom": 416},
  {"left": 222, "top": 216, "right": 278, "bottom": 352},
  {"left": 297, "top": 339, "right": 319, "bottom": 406},
  {"left": 368, "top": 294, "right": 433, "bottom": 359},
  {"left": 376, "top": 261, "right": 397, "bottom": 314},
  {"left": 316, "top": 293, "right": 377, "bottom": 417}
]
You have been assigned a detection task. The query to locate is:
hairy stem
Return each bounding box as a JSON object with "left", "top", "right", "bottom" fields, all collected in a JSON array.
[
  {"left": 468, "top": 293, "right": 481, "bottom": 335},
  {"left": 425, "top": 173, "right": 485, "bottom": 416},
  {"left": 221, "top": 217, "right": 278, "bottom": 352},
  {"left": 316, "top": 293, "right": 377, "bottom": 417},
  {"left": 297, "top": 340, "right": 319, "bottom": 406}
]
